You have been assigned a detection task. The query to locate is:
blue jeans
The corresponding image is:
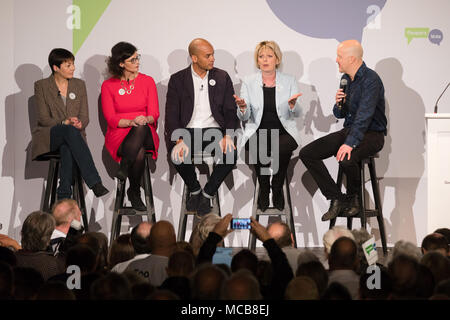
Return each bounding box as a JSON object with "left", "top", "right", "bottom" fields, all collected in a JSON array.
[{"left": 50, "top": 124, "right": 101, "bottom": 199}]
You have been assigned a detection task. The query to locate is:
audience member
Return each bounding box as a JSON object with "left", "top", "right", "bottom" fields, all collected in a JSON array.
[
  {"left": 0, "top": 262, "right": 13, "bottom": 300},
  {"left": 296, "top": 260, "right": 329, "bottom": 298},
  {"left": 285, "top": 276, "right": 319, "bottom": 300},
  {"left": 390, "top": 240, "right": 422, "bottom": 262},
  {"left": 0, "top": 246, "right": 17, "bottom": 267},
  {"left": 191, "top": 263, "right": 228, "bottom": 300},
  {"left": 160, "top": 250, "right": 195, "bottom": 300},
  {"left": 231, "top": 249, "right": 258, "bottom": 275},
  {"left": 220, "top": 269, "right": 262, "bottom": 300},
  {"left": 420, "top": 251, "right": 450, "bottom": 285},
  {"left": 15, "top": 211, "right": 64, "bottom": 280},
  {"left": 112, "top": 222, "right": 152, "bottom": 272},
  {"left": 421, "top": 233, "right": 449, "bottom": 257},
  {"left": 321, "top": 282, "right": 352, "bottom": 300},
  {"left": 296, "top": 250, "right": 320, "bottom": 266},
  {"left": 434, "top": 228, "right": 450, "bottom": 245},
  {"left": 359, "top": 265, "right": 392, "bottom": 300},
  {"left": 388, "top": 254, "right": 420, "bottom": 299},
  {"left": 189, "top": 213, "right": 222, "bottom": 257},
  {"left": 36, "top": 282, "right": 76, "bottom": 300},
  {"left": 323, "top": 226, "right": 355, "bottom": 258},
  {"left": 90, "top": 272, "right": 132, "bottom": 300},
  {"left": 126, "top": 220, "right": 176, "bottom": 286},
  {"left": 108, "top": 234, "right": 135, "bottom": 270},
  {"left": 12, "top": 267, "right": 45, "bottom": 300},
  {"left": 328, "top": 236, "right": 360, "bottom": 299},
  {"left": 0, "top": 234, "right": 21, "bottom": 251}
]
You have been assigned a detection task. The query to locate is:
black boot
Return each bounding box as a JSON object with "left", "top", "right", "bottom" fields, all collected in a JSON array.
[
  {"left": 196, "top": 192, "right": 212, "bottom": 217},
  {"left": 341, "top": 194, "right": 361, "bottom": 217},
  {"left": 116, "top": 159, "right": 133, "bottom": 181},
  {"left": 257, "top": 174, "right": 270, "bottom": 212},
  {"left": 92, "top": 182, "right": 109, "bottom": 197},
  {"left": 127, "top": 188, "right": 146, "bottom": 211},
  {"left": 321, "top": 198, "right": 347, "bottom": 221}
]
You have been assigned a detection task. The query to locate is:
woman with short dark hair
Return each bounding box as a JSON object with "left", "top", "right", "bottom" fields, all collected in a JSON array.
[
  {"left": 101, "top": 42, "right": 160, "bottom": 210},
  {"left": 32, "top": 48, "right": 109, "bottom": 200}
]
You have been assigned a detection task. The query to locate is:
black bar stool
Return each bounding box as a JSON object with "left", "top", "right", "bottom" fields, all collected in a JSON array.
[
  {"left": 110, "top": 152, "right": 156, "bottom": 245},
  {"left": 177, "top": 153, "right": 221, "bottom": 242},
  {"left": 329, "top": 154, "right": 388, "bottom": 255},
  {"left": 37, "top": 152, "right": 89, "bottom": 230},
  {"left": 248, "top": 175, "right": 297, "bottom": 250}
]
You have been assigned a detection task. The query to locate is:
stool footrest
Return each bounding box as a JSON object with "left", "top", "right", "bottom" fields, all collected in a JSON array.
[
  {"left": 255, "top": 208, "right": 290, "bottom": 216},
  {"left": 117, "top": 208, "right": 151, "bottom": 216}
]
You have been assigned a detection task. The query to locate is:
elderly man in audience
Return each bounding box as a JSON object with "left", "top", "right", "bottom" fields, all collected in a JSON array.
[
  {"left": 15, "top": 211, "right": 64, "bottom": 281},
  {"left": 421, "top": 233, "right": 449, "bottom": 257}
]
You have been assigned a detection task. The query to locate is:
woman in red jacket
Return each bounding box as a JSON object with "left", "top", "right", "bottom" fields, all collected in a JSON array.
[{"left": 101, "top": 42, "right": 159, "bottom": 210}]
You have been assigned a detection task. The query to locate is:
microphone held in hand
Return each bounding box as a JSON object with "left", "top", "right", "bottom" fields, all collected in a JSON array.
[
  {"left": 434, "top": 82, "right": 450, "bottom": 113},
  {"left": 338, "top": 78, "right": 348, "bottom": 109}
]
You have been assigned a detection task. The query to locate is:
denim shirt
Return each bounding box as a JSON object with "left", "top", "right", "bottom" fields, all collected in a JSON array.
[{"left": 333, "top": 62, "right": 387, "bottom": 148}]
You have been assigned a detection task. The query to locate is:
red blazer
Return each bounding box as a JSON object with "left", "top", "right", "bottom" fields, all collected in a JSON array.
[{"left": 101, "top": 73, "right": 160, "bottom": 162}]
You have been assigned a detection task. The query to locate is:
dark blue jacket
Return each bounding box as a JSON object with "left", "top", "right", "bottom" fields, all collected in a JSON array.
[{"left": 333, "top": 62, "right": 387, "bottom": 148}]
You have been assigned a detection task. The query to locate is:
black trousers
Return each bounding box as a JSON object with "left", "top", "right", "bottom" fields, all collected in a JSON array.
[
  {"left": 246, "top": 130, "right": 298, "bottom": 191},
  {"left": 118, "top": 125, "right": 155, "bottom": 190},
  {"left": 170, "top": 128, "right": 236, "bottom": 196},
  {"left": 299, "top": 128, "right": 384, "bottom": 200}
]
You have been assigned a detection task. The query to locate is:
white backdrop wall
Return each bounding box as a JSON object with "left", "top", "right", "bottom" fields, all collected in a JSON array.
[{"left": 1, "top": 0, "right": 449, "bottom": 247}]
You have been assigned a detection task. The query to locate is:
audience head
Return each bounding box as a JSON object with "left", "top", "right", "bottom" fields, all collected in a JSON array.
[
  {"left": 66, "top": 244, "right": 97, "bottom": 274},
  {"left": 149, "top": 289, "right": 180, "bottom": 300},
  {"left": 90, "top": 272, "right": 132, "bottom": 300},
  {"left": 391, "top": 240, "right": 422, "bottom": 262},
  {"left": 328, "top": 237, "right": 358, "bottom": 271},
  {"left": 48, "top": 48, "right": 75, "bottom": 75},
  {"left": 420, "top": 251, "right": 450, "bottom": 285},
  {"left": 388, "top": 254, "right": 420, "bottom": 298},
  {"left": 321, "top": 282, "right": 352, "bottom": 300},
  {"left": 189, "top": 213, "right": 221, "bottom": 256},
  {"left": 21, "top": 211, "right": 55, "bottom": 252},
  {"left": 108, "top": 234, "right": 135, "bottom": 270},
  {"left": 296, "top": 250, "right": 320, "bottom": 266},
  {"left": 254, "top": 40, "right": 282, "bottom": 70},
  {"left": 323, "top": 226, "right": 355, "bottom": 256},
  {"left": 434, "top": 279, "right": 450, "bottom": 299},
  {"left": 0, "top": 246, "right": 17, "bottom": 267},
  {"left": 149, "top": 220, "right": 176, "bottom": 255},
  {"left": 285, "top": 276, "right": 319, "bottom": 300},
  {"left": 130, "top": 221, "right": 152, "bottom": 254},
  {"left": 231, "top": 249, "right": 258, "bottom": 275},
  {"left": 13, "top": 267, "right": 44, "bottom": 300},
  {"left": 51, "top": 199, "right": 79, "bottom": 233},
  {"left": 0, "top": 262, "right": 13, "bottom": 299},
  {"left": 167, "top": 250, "right": 195, "bottom": 278},
  {"left": 434, "top": 228, "right": 450, "bottom": 245},
  {"left": 107, "top": 41, "right": 138, "bottom": 78},
  {"left": 296, "top": 261, "right": 328, "bottom": 297},
  {"left": 221, "top": 269, "right": 262, "bottom": 300},
  {"left": 77, "top": 232, "right": 108, "bottom": 273},
  {"left": 267, "top": 221, "right": 293, "bottom": 248},
  {"left": 191, "top": 263, "right": 227, "bottom": 300},
  {"left": 421, "top": 233, "right": 449, "bottom": 256},
  {"left": 359, "top": 265, "right": 392, "bottom": 300},
  {"left": 36, "top": 282, "right": 76, "bottom": 300},
  {"left": 174, "top": 241, "right": 195, "bottom": 257}
]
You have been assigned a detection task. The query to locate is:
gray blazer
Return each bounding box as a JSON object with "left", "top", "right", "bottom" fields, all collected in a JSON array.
[
  {"left": 236, "top": 71, "right": 302, "bottom": 148},
  {"left": 31, "top": 75, "right": 89, "bottom": 160}
]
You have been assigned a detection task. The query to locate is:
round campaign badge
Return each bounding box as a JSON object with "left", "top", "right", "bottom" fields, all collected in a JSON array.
[
  {"left": 69, "top": 92, "right": 76, "bottom": 100},
  {"left": 209, "top": 79, "right": 216, "bottom": 86},
  {"left": 118, "top": 88, "right": 126, "bottom": 95}
]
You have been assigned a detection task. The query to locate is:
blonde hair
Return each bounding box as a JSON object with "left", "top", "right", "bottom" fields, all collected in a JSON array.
[{"left": 254, "top": 40, "right": 282, "bottom": 69}]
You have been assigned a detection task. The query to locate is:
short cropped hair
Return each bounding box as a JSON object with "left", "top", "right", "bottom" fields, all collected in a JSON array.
[
  {"left": 254, "top": 41, "right": 282, "bottom": 69},
  {"left": 48, "top": 48, "right": 75, "bottom": 74},
  {"left": 107, "top": 41, "right": 137, "bottom": 78}
]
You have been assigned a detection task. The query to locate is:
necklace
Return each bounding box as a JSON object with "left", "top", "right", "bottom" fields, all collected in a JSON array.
[{"left": 119, "top": 79, "right": 135, "bottom": 95}]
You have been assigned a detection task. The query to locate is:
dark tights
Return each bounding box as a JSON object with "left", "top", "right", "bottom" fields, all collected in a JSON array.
[{"left": 117, "top": 125, "right": 155, "bottom": 190}]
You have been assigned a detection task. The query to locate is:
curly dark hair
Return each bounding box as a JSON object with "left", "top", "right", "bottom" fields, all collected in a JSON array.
[{"left": 106, "top": 41, "right": 137, "bottom": 78}]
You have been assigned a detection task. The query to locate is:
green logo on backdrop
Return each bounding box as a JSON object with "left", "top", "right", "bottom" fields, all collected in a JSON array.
[
  {"left": 404, "top": 27, "right": 429, "bottom": 44},
  {"left": 68, "top": 0, "right": 111, "bottom": 54}
]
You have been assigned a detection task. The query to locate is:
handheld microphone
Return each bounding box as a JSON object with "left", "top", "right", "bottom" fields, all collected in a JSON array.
[
  {"left": 337, "top": 78, "right": 348, "bottom": 109},
  {"left": 434, "top": 82, "right": 450, "bottom": 113}
]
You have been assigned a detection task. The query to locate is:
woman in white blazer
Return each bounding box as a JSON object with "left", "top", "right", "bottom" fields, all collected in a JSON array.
[{"left": 234, "top": 41, "right": 302, "bottom": 211}]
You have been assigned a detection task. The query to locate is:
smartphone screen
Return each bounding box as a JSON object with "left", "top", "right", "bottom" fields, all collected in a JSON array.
[{"left": 230, "top": 218, "right": 251, "bottom": 230}]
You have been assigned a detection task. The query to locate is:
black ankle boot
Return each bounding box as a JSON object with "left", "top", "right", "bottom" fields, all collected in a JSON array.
[
  {"left": 92, "top": 183, "right": 109, "bottom": 197},
  {"left": 127, "top": 188, "right": 146, "bottom": 211},
  {"left": 116, "top": 159, "right": 133, "bottom": 181}
]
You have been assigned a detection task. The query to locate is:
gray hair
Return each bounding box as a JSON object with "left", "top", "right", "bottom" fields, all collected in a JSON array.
[
  {"left": 21, "top": 211, "right": 55, "bottom": 251},
  {"left": 390, "top": 240, "right": 422, "bottom": 263},
  {"left": 297, "top": 250, "right": 320, "bottom": 266},
  {"left": 189, "top": 213, "right": 221, "bottom": 256},
  {"left": 323, "top": 226, "right": 355, "bottom": 255}
]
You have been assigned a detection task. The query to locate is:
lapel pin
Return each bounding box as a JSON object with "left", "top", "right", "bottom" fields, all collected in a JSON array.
[
  {"left": 209, "top": 79, "right": 216, "bottom": 86},
  {"left": 69, "top": 92, "right": 76, "bottom": 100}
]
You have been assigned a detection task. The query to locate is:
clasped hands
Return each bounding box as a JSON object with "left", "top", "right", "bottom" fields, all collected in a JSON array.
[{"left": 128, "top": 115, "right": 155, "bottom": 126}]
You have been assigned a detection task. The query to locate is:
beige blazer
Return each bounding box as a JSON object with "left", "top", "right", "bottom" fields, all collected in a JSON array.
[{"left": 31, "top": 75, "right": 89, "bottom": 160}]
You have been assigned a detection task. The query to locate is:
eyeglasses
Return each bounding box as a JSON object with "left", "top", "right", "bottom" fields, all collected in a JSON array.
[{"left": 126, "top": 54, "right": 141, "bottom": 64}]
